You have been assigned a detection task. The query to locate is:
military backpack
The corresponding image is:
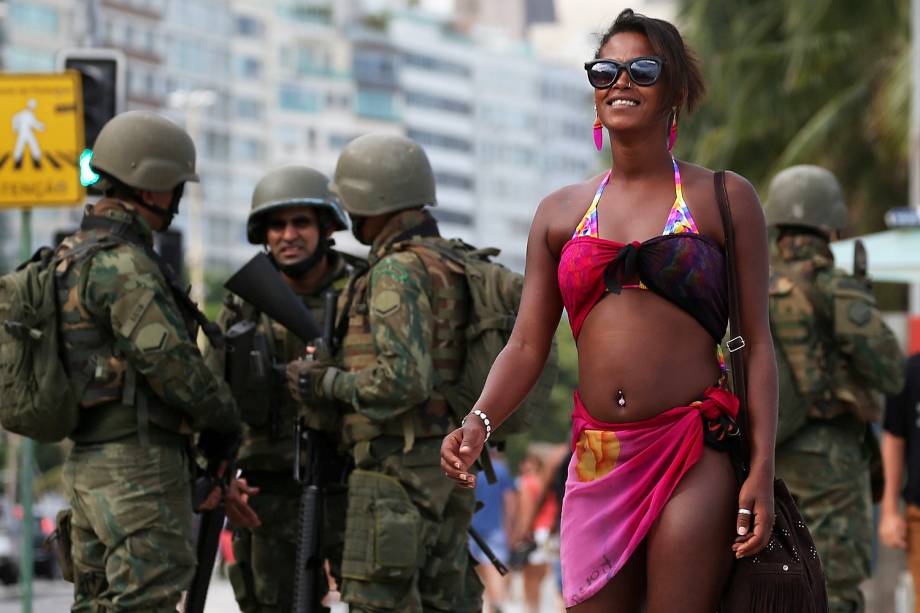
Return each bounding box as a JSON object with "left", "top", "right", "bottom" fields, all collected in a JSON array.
[
  {"left": 0, "top": 237, "right": 124, "bottom": 442},
  {"left": 396, "top": 239, "right": 559, "bottom": 441}
]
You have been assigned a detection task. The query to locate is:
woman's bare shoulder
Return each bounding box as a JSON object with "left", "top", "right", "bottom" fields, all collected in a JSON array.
[{"left": 534, "top": 173, "right": 607, "bottom": 255}]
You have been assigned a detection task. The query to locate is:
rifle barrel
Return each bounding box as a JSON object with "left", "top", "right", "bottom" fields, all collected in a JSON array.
[
  {"left": 185, "top": 505, "right": 225, "bottom": 613},
  {"left": 292, "top": 483, "right": 320, "bottom": 613},
  {"left": 468, "top": 526, "right": 509, "bottom": 576}
]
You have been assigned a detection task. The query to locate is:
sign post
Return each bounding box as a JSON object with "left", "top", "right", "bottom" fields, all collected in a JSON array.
[
  {"left": 0, "top": 72, "right": 84, "bottom": 613},
  {"left": 18, "top": 210, "right": 32, "bottom": 613}
]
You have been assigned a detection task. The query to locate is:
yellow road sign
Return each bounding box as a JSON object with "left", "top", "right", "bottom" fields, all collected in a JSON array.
[{"left": 0, "top": 72, "right": 85, "bottom": 208}]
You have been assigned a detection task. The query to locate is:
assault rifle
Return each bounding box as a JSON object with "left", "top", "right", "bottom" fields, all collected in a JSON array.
[
  {"left": 185, "top": 458, "right": 233, "bottom": 613},
  {"left": 224, "top": 253, "right": 328, "bottom": 613}
]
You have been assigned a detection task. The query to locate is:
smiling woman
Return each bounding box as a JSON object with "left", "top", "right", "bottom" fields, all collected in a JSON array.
[{"left": 441, "top": 8, "right": 781, "bottom": 613}]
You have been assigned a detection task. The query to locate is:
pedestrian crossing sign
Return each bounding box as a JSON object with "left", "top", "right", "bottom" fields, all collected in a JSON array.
[{"left": 0, "top": 72, "right": 85, "bottom": 207}]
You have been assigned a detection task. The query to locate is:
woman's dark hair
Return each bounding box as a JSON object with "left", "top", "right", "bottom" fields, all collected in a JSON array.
[{"left": 595, "top": 9, "right": 705, "bottom": 116}]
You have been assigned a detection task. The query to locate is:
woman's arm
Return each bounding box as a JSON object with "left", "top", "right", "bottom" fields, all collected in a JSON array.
[
  {"left": 723, "top": 171, "right": 779, "bottom": 558},
  {"left": 442, "top": 199, "right": 564, "bottom": 486}
]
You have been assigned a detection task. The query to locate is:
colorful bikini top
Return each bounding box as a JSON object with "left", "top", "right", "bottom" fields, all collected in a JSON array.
[{"left": 558, "top": 158, "right": 728, "bottom": 348}]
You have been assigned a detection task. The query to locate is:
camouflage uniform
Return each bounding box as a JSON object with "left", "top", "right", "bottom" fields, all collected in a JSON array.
[
  {"left": 59, "top": 199, "right": 240, "bottom": 612},
  {"left": 297, "top": 134, "right": 482, "bottom": 612},
  {"left": 205, "top": 252, "right": 354, "bottom": 612},
  {"left": 770, "top": 225, "right": 904, "bottom": 609},
  {"left": 326, "top": 208, "right": 482, "bottom": 612}
]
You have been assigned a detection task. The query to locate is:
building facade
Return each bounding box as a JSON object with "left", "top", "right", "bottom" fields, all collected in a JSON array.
[{"left": 1, "top": 0, "right": 598, "bottom": 275}]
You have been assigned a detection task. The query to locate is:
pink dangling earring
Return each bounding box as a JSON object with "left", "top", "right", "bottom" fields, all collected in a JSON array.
[
  {"left": 593, "top": 116, "right": 604, "bottom": 151},
  {"left": 667, "top": 110, "right": 678, "bottom": 152}
]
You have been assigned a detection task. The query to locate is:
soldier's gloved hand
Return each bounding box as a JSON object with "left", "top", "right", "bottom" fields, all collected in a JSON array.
[
  {"left": 197, "top": 428, "right": 241, "bottom": 463},
  {"left": 286, "top": 358, "right": 339, "bottom": 407}
]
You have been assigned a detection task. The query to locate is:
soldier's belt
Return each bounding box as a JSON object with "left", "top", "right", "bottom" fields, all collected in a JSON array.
[{"left": 352, "top": 436, "right": 443, "bottom": 469}]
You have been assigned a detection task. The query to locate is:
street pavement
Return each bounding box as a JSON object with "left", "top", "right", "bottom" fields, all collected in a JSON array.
[
  {"left": 0, "top": 568, "right": 559, "bottom": 612},
  {"left": 0, "top": 551, "right": 910, "bottom": 612}
]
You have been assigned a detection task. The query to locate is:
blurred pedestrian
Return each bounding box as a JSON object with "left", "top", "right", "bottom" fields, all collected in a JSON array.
[
  {"left": 513, "top": 453, "right": 559, "bottom": 613},
  {"left": 470, "top": 451, "right": 516, "bottom": 613},
  {"left": 443, "top": 8, "right": 777, "bottom": 611},
  {"left": 879, "top": 353, "right": 920, "bottom": 605},
  {"left": 768, "top": 165, "right": 906, "bottom": 613}
]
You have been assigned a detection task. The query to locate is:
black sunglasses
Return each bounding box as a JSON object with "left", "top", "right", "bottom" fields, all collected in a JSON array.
[{"left": 584, "top": 56, "right": 663, "bottom": 89}]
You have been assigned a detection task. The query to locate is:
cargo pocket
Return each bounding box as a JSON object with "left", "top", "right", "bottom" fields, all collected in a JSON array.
[{"left": 342, "top": 469, "right": 420, "bottom": 583}]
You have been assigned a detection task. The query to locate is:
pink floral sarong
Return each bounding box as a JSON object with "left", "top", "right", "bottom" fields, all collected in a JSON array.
[{"left": 560, "top": 386, "right": 739, "bottom": 607}]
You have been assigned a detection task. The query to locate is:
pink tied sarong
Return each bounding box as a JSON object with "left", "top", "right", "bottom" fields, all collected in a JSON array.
[{"left": 560, "top": 386, "right": 739, "bottom": 607}]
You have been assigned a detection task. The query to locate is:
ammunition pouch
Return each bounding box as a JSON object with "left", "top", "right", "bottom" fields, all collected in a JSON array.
[
  {"left": 48, "top": 508, "right": 74, "bottom": 583},
  {"left": 225, "top": 319, "right": 277, "bottom": 430},
  {"left": 342, "top": 469, "right": 421, "bottom": 584}
]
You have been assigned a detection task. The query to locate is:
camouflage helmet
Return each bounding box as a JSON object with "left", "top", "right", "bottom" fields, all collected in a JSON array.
[
  {"left": 330, "top": 133, "right": 436, "bottom": 217},
  {"left": 764, "top": 165, "right": 847, "bottom": 235},
  {"left": 247, "top": 166, "right": 348, "bottom": 244},
  {"left": 91, "top": 110, "right": 199, "bottom": 191}
]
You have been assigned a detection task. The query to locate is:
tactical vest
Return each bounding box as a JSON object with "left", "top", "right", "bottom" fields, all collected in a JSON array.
[
  {"left": 56, "top": 215, "right": 208, "bottom": 442},
  {"left": 224, "top": 262, "right": 352, "bottom": 471},
  {"left": 339, "top": 237, "right": 469, "bottom": 451},
  {"left": 826, "top": 272, "right": 885, "bottom": 422},
  {"left": 770, "top": 262, "right": 853, "bottom": 421}
]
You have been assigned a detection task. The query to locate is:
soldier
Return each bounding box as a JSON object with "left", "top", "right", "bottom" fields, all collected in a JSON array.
[
  {"left": 287, "top": 133, "right": 484, "bottom": 612},
  {"left": 767, "top": 165, "right": 905, "bottom": 613},
  {"left": 57, "top": 110, "right": 242, "bottom": 611},
  {"left": 204, "top": 165, "right": 357, "bottom": 611}
]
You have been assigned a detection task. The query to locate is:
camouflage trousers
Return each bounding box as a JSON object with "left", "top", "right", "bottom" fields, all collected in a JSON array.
[
  {"left": 341, "top": 437, "right": 483, "bottom": 612},
  {"left": 62, "top": 440, "right": 195, "bottom": 612},
  {"left": 228, "top": 470, "right": 347, "bottom": 612},
  {"left": 776, "top": 417, "right": 872, "bottom": 613}
]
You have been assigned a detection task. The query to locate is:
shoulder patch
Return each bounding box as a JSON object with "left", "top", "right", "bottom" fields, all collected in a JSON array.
[
  {"left": 116, "top": 288, "right": 155, "bottom": 338},
  {"left": 371, "top": 289, "right": 401, "bottom": 318},
  {"left": 135, "top": 323, "right": 170, "bottom": 352},
  {"left": 848, "top": 301, "right": 872, "bottom": 327}
]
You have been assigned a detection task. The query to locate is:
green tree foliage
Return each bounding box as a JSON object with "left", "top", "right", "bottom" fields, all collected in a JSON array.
[{"left": 676, "top": 0, "right": 909, "bottom": 234}]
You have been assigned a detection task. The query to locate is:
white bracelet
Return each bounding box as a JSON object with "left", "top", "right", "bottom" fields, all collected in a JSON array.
[{"left": 462, "top": 409, "right": 492, "bottom": 441}]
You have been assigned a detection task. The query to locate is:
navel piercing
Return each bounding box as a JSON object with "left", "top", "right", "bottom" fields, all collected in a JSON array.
[{"left": 616, "top": 389, "right": 627, "bottom": 407}]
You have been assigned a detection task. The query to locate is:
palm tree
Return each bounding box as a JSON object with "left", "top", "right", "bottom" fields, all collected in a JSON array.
[{"left": 676, "top": 0, "right": 909, "bottom": 235}]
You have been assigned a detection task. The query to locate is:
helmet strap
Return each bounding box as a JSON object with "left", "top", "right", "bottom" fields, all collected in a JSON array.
[
  {"left": 350, "top": 216, "right": 368, "bottom": 244},
  {"left": 133, "top": 183, "right": 184, "bottom": 230}
]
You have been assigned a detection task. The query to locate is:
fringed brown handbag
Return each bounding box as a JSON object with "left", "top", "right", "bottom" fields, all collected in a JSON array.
[{"left": 713, "top": 171, "right": 828, "bottom": 613}]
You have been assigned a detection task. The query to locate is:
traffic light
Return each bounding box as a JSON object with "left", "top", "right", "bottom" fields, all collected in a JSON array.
[{"left": 57, "top": 48, "right": 125, "bottom": 149}]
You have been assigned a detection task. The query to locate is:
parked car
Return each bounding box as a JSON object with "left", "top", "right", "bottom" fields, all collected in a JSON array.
[
  {"left": 0, "top": 498, "right": 64, "bottom": 582},
  {"left": 0, "top": 502, "right": 20, "bottom": 585}
]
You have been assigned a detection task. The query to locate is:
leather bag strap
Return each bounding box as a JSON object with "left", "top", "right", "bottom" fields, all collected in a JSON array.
[{"left": 714, "top": 171, "right": 752, "bottom": 470}]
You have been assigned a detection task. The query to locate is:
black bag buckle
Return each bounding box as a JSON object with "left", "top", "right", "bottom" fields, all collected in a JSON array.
[{"left": 726, "top": 336, "right": 746, "bottom": 353}]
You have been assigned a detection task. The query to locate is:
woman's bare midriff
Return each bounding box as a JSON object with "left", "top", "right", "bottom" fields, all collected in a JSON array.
[{"left": 576, "top": 288, "right": 721, "bottom": 423}]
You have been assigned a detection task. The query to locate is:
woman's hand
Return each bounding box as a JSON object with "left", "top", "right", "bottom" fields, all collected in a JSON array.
[
  {"left": 440, "top": 418, "right": 488, "bottom": 489},
  {"left": 732, "top": 470, "right": 775, "bottom": 558}
]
